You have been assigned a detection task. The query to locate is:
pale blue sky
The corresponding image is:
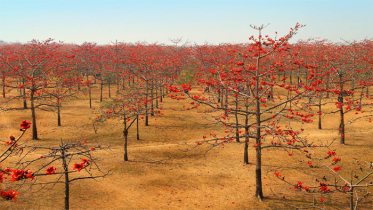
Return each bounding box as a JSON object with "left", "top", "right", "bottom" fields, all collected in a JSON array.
[{"left": 0, "top": 0, "right": 372, "bottom": 45}]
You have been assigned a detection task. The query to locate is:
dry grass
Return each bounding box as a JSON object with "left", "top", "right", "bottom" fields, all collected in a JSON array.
[{"left": 0, "top": 86, "right": 373, "bottom": 210}]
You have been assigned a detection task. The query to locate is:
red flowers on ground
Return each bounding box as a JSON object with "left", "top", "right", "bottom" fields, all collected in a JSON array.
[{"left": 20, "top": 120, "right": 31, "bottom": 130}]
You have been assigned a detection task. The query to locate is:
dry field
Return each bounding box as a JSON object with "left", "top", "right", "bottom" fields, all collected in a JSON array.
[{"left": 1, "top": 86, "right": 373, "bottom": 210}]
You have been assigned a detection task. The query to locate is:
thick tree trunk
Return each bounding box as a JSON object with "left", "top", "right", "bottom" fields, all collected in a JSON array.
[
  {"left": 339, "top": 104, "right": 345, "bottom": 144},
  {"left": 31, "top": 90, "right": 38, "bottom": 140},
  {"left": 235, "top": 98, "right": 239, "bottom": 142},
  {"left": 338, "top": 75, "right": 345, "bottom": 145},
  {"left": 255, "top": 43, "right": 263, "bottom": 200},
  {"left": 318, "top": 97, "right": 322, "bottom": 130},
  {"left": 123, "top": 128, "right": 129, "bottom": 161},
  {"left": 136, "top": 115, "right": 140, "bottom": 140},
  {"left": 100, "top": 80, "right": 103, "bottom": 102},
  {"left": 2, "top": 77, "right": 5, "bottom": 98},
  {"left": 145, "top": 81, "right": 149, "bottom": 126},
  {"left": 108, "top": 79, "right": 111, "bottom": 98},
  {"left": 57, "top": 102, "right": 61, "bottom": 126},
  {"left": 151, "top": 81, "right": 154, "bottom": 116},
  {"left": 23, "top": 79, "right": 27, "bottom": 109},
  {"left": 244, "top": 105, "right": 249, "bottom": 164},
  {"left": 89, "top": 87, "right": 92, "bottom": 108},
  {"left": 155, "top": 85, "right": 159, "bottom": 109},
  {"left": 62, "top": 149, "right": 70, "bottom": 210}
]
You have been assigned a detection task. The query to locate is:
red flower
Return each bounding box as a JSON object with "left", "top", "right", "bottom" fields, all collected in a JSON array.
[
  {"left": 0, "top": 189, "right": 19, "bottom": 201},
  {"left": 10, "top": 170, "right": 24, "bottom": 183},
  {"left": 0, "top": 173, "right": 7, "bottom": 183},
  {"left": 46, "top": 166, "right": 56, "bottom": 175},
  {"left": 326, "top": 150, "right": 336, "bottom": 158},
  {"left": 294, "top": 181, "right": 303, "bottom": 190},
  {"left": 333, "top": 166, "right": 341, "bottom": 172},
  {"left": 274, "top": 172, "right": 282, "bottom": 177},
  {"left": 319, "top": 183, "right": 330, "bottom": 192},
  {"left": 81, "top": 159, "right": 89, "bottom": 166},
  {"left": 72, "top": 163, "right": 84, "bottom": 172},
  {"left": 20, "top": 120, "right": 31, "bottom": 130},
  {"left": 319, "top": 197, "right": 325, "bottom": 202},
  {"left": 332, "top": 157, "right": 341, "bottom": 163},
  {"left": 24, "top": 169, "right": 34, "bottom": 180}
]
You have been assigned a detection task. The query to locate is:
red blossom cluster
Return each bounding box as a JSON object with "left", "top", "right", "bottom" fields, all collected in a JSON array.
[
  {"left": 46, "top": 166, "right": 57, "bottom": 175},
  {"left": 72, "top": 158, "right": 89, "bottom": 172},
  {"left": 20, "top": 120, "right": 31, "bottom": 130},
  {"left": 9, "top": 169, "right": 34, "bottom": 183},
  {"left": 0, "top": 189, "right": 19, "bottom": 201}
]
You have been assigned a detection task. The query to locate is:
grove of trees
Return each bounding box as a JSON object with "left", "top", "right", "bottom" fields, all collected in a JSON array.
[{"left": 0, "top": 24, "right": 372, "bottom": 209}]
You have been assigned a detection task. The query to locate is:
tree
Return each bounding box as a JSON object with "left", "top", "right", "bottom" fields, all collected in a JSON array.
[{"left": 171, "top": 23, "right": 318, "bottom": 200}]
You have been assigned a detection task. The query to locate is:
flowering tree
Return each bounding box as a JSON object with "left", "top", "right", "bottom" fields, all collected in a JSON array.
[
  {"left": 169, "top": 23, "right": 329, "bottom": 200},
  {"left": 0, "top": 120, "right": 109, "bottom": 210},
  {"left": 0, "top": 39, "right": 64, "bottom": 139},
  {"left": 273, "top": 145, "right": 372, "bottom": 210}
]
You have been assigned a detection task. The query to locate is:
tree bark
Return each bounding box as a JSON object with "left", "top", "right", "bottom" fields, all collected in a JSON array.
[
  {"left": 123, "top": 128, "right": 129, "bottom": 161},
  {"left": 255, "top": 43, "right": 263, "bottom": 200},
  {"left": 244, "top": 105, "right": 249, "bottom": 164},
  {"left": 57, "top": 101, "right": 61, "bottom": 126},
  {"left": 30, "top": 90, "right": 38, "bottom": 140},
  {"left": 136, "top": 114, "right": 140, "bottom": 140},
  {"left": 89, "top": 87, "right": 92, "bottom": 108},
  {"left": 62, "top": 149, "right": 70, "bottom": 210}
]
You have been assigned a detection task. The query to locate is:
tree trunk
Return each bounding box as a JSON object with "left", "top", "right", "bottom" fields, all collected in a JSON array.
[
  {"left": 123, "top": 128, "right": 129, "bottom": 161},
  {"left": 57, "top": 101, "right": 61, "bottom": 126},
  {"left": 89, "top": 87, "right": 92, "bottom": 108},
  {"left": 318, "top": 97, "right": 322, "bottom": 129},
  {"left": 108, "top": 79, "right": 111, "bottom": 98},
  {"left": 145, "top": 81, "right": 149, "bottom": 126},
  {"left": 30, "top": 90, "right": 38, "bottom": 140},
  {"left": 244, "top": 105, "right": 249, "bottom": 164},
  {"left": 155, "top": 85, "right": 159, "bottom": 109},
  {"left": 2, "top": 76, "right": 5, "bottom": 98},
  {"left": 100, "top": 79, "right": 103, "bottom": 102},
  {"left": 23, "top": 79, "right": 27, "bottom": 109},
  {"left": 235, "top": 98, "right": 239, "bottom": 142},
  {"left": 255, "top": 48, "right": 263, "bottom": 200},
  {"left": 366, "top": 86, "right": 369, "bottom": 96},
  {"left": 136, "top": 115, "right": 140, "bottom": 140},
  {"left": 151, "top": 81, "right": 154, "bottom": 116},
  {"left": 339, "top": 75, "right": 345, "bottom": 145},
  {"left": 62, "top": 149, "right": 70, "bottom": 210}
]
